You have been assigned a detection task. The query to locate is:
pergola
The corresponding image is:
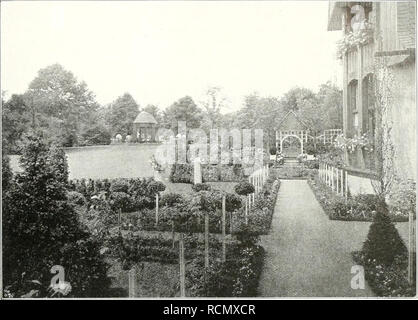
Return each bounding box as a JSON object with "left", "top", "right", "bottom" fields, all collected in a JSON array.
[{"left": 275, "top": 110, "right": 309, "bottom": 155}]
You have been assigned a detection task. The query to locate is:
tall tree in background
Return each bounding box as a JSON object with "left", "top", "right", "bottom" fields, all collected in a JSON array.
[
  {"left": 2, "top": 93, "right": 31, "bottom": 153},
  {"left": 200, "top": 86, "right": 226, "bottom": 131},
  {"left": 163, "top": 96, "right": 202, "bottom": 133},
  {"left": 105, "top": 93, "right": 140, "bottom": 137},
  {"left": 316, "top": 82, "right": 343, "bottom": 129},
  {"left": 143, "top": 104, "right": 162, "bottom": 124},
  {"left": 25, "top": 64, "right": 100, "bottom": 147}
]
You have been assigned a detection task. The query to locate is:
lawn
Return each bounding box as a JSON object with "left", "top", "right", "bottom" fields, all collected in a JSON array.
[{"left": 9, "top": 144, "right": 160, "bottom": 180}]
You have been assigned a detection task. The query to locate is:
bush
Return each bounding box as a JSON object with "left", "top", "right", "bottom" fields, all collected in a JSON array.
[
  {"left": 80, "top": 125, "right": 111, "bottom": 146},
  {"left": 234, "top": 181, "right": 255, "bottom": 196},
  {"left": 362, "top": 202, "right": 408, "bottom": 266},
  {"left": 192, "top": 183, "right": 211, "bottom": 192},
  {"left": 224, "top": 193, "right": 242, "bottom": 212},
  {"left": 67, "top": 191, "right": 86, "bottom": 206},
  {"left": 219, "top": 164, "right": 243, "bottom": 182},
  {"left": 3, "top": 135, "right": 110, "bottom": 298},
  {"left": 269, "top": 146, "right": 277, "bottom": 155},
  {"left": 170, "top": 164, "right": 192, "bottom": 183},
  {"left": 160, "top": 193, "right": 185, "bottom": 207},
  {"left": 110, "top": 179, "right": 130, "bottom": 193},
  {"left": 109, "top": 192, "right": 132, "bottom": 212}
]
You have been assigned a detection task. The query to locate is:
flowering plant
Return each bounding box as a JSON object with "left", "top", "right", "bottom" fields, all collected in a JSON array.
[
  {"left": 149, "top": 154, "right": 163, "bottom": 172},
  {"left": 336, "top": 20, "right": 374, "bottom": 59},
  {"left": 334, "top": 132, "right": 374, "bottom": 153}
]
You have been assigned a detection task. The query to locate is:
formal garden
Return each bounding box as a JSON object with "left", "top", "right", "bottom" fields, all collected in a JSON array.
[
  {"left": 2, "top": 62, "right": 415, "bottom": 299},
  {"left": 2, "top": 135, "right": 281, "bottom": 297}
]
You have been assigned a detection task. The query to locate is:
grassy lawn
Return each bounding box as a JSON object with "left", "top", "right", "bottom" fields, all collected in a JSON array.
[{"left": 9, "top": 144, "right": 160, "bottom": 180}]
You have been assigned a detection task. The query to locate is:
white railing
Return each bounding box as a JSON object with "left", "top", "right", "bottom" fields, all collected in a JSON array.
[
  {"left": 319, "top": 162, "right": 349, "bottom": 199},
  {"left": 248, "top": 164, "right": 270, "bottom": 208}
]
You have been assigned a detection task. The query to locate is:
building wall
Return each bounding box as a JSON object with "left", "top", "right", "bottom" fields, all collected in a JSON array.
[{"left": 387, "top": 59, "right": 416, "bottom": 180}]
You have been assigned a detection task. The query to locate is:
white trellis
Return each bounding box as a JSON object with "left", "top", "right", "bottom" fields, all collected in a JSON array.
[
  {"left": 275, "top": 130, "right": 308, "bottom": 154},
  {"left": 317, "top": 129, "right": 342, "bottom": 144}
]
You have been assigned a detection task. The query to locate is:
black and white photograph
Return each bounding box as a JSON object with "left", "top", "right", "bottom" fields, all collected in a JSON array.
[{"left": 0, "top": 0, "right": 416, "bottom": 303}]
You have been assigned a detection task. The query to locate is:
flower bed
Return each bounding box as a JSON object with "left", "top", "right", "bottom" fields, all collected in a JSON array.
[
  {"left": 234, "top": 178, "right": 281, "bottom": 235},
  {"left": 352, "top": 251, "right": 415, "bottom": 297},
  {"left": 170, "top": 163, "right": 245, "bottom": 183},
  {"left": 68, "top": 177, "right": 166, "bottom": 213},
  {"left": 351, "top": 205, "right": 415, "bottom": 297},
  {"left": 117, "top": 174, "right": 280, "bottom": 236},
  {"left": 274, "top": 166, "right": 316, "bottom": 180},
  {"left": 307, "top": 175, "right": 408, "bottom": 222},
  {"left": 186, "top": 232, "right": 265, "bottom": 297},
  {"left": 106, "top": 232, "right": 222, "bottom": 269}
]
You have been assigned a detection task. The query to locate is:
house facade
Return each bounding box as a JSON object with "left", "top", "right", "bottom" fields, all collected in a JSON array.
[{"left": 328, "top": 1, "right": 416, "bottom": 193}]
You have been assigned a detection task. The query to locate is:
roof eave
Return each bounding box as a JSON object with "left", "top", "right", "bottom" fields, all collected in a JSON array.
[{"left": 327, "top": 1, "right": 346, "bottom": 31}]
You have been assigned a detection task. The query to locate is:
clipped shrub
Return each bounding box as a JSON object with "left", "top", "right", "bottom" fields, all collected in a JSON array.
[
  {"left": 109, "top": 192, "right": 132, "bottom": 212},
  {"left": 160, "top": 192, "right": 185, "bottom": 207},
  {"left": 234, "top": 181, "right": 255, "bottom": 196},
  {"left": 202, "top": 165, "right": 219, "bottom": 182},
  {"left": 67, "top": 191, "right": 86, "bottom": 206},
  {"left": 192, "top": 183, "right": 211, "bottom": 192},
  {"left": 362, "top": 201, "right": 408, "bottom": 266},
  {"left": 149, "top": 180, "right": 166, "bottom": 194},
  {"left": 170, "top": 164, "right": 192, "bottom": 183},
  {"left": 110, "top": 179, "right": 130, "bottom": 193},
  {"left": 224, "top": 193, "right": 242, "bottom": 212}
]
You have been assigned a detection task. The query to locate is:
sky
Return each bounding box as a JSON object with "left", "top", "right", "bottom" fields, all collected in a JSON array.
[{"left": 1, "top": 1, "right": 342, "bottom": 113}]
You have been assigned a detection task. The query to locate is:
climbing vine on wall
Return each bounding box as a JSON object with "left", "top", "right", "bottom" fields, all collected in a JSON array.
[{"left": 371, "top": 57, "right": 396, "bottom": 196}]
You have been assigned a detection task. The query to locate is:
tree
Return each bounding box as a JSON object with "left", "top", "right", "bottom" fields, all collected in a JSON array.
[
  {"left": 143, "top": 104, "right": 162, "bottom": 124},
  {"left": 105, "top": 93, "right": 140, "bottom": 136},
  {"left": 163, "top": 96, "right": 202, "bottom": 133},
  {"left": 2, "top": 94, "right": 31, "bottom": 154},
  {"left": 317, "top": 82, "right": 343, "bottom": 130},
  {"left": 200, "top": 86, "right": 226, "bottom": 130},
  {"left": 3, "top": 135, "right": 110, "bottom": 297},
  {"left": 23, "top": 64, "right": 100, "bottom": 147},
  {"left": 362, "top": 201, "right": 407, "bottom": 265}
]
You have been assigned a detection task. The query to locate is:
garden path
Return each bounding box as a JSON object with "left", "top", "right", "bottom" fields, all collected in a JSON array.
[{"left": 258, "top": 179, "right": 376, "bottom": 297}]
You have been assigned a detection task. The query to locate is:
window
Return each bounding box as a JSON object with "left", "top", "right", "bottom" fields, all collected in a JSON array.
[{"left": 347, "top": 80, "right": 358, "bottom": 137}]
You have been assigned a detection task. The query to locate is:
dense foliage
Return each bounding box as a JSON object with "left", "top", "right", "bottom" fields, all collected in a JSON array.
[
  {"left": 3, "top": 136, "right": 110, "bottom": 297},
  {"left": 307, "top": 175, "right": 408, "bottom": 222},
  {"left": 352, "top": 201, "right": 414, "bottom": 297}
]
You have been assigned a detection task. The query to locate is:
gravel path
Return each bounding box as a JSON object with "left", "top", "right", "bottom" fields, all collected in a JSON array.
[{"left": 258, "top": 179, "right": 379, "bottom": 297}]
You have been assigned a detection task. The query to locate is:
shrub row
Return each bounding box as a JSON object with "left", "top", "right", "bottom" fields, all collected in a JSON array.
[
  {"left": 274, "top": 166, "right": 317, "bottom": 180},
  {"left": 68, "top": 177, "right": 166, "bottom": 213},
  {"left": 307, "top": 175, "right": 408, "bottom": 222},
  {"left": 169, "top": 163, "right": 245, "bottom": 183},
  {"left": 118, "top": 174, "right": 280, "bottom": 236},
  {"left": 107, "top": 232, "right": 223, "bottom": 269}
]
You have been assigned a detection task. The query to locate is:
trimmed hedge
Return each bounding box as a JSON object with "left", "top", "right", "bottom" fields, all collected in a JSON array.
[{"left": 170, "top": 163, "right": 245, "bottom": 183}]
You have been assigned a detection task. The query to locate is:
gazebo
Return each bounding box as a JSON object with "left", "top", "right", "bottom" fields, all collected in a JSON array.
[{"left": 133, "top": 111, "right": 158, "bottom": 143}]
